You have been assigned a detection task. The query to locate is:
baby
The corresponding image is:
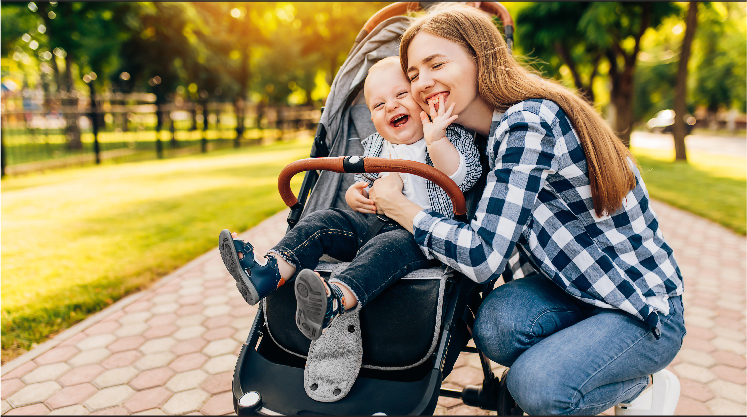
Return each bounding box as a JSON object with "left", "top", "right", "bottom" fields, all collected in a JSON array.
[{"left": 219, "top": 56, "right": 480, "bottom": 340}]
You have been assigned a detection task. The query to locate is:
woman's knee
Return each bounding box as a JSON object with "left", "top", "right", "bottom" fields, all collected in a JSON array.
[
  {"left": 506, "top": 363, "right": 579, "bottom": 416},
  {"left": 473, "top": 284, "right": 535, "bottom": 366}
]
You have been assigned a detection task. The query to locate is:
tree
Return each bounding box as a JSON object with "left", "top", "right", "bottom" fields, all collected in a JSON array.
[
  {"left": 691, "top": 2, "right": 746, "bottom": 128},
  {"left": 516, "top": 3, "right": 601, "bottom": 104},
  {"left": 190, "top": 3, "right": 273, "bottom": 143},
  {"left": 516, "top": 2, "right": 679, "bottom": 146},
  {"left": 672, "top": 2, "right": 698, "bottom": 162},
  {"left": 294, "top": 3, "right": 388, "bottom": 86},
  {"left": 113, "top": 2, "right": 205, "bottom": 152},
  {"left": 10, "top": 2, "right": 136, "bottom": 148}
]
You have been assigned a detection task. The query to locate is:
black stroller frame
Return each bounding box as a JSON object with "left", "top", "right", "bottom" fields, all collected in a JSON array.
[{"left": 232, "top": 3, "right": 521, "bottom": 415}]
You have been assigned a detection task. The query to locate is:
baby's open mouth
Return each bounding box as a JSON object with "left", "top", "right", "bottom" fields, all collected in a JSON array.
[{"left": 389, "top": 114, "right": 409, "bottom": 128}]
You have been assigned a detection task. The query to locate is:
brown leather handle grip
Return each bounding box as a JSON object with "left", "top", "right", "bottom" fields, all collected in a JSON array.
[
  {"left": 278, "top": 156, "right": 467, "bottom": 216},
  {"left": 478, "top": 2, "right": 514, "bottom": 27},
  {"left": 362, "top": 2, "right": 513, "bottom": 36},
  {"left": 362, "top": 2, "right": 420, "bottom": 34}
]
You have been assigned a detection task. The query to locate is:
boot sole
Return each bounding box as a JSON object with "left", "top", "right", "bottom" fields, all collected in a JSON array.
[
  {"left": 295, "top": 269, "right": 327, "bottom": 341},
  {"left": 219, "top": 229, "right": 260, "bottom": 305}
]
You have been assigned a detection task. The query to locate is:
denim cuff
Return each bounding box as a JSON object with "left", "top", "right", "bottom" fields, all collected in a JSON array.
[
  {"left": 267, "top": 247, "right": 300, "bottom": 280},
  {"left": 329, "top": 278, "right": 362, "bottom": 314}
]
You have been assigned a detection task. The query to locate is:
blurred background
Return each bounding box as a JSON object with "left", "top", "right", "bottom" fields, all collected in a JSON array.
[
  {"left": 1, "top": 2, "right": 744, "bottom": 174},
  {"left": 1, "top": 2, "right": 745, "bottom": 362}
]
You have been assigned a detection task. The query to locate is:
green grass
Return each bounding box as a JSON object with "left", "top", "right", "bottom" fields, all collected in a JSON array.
[
  {"left": 2, "top": 127, "right": 282, "bottom": 166},
  {"left": 632, "top": 147, "right": 746, "bottom": 235},
  {"left": 1, "top": 137, "right": 310, "bottom": 363}
]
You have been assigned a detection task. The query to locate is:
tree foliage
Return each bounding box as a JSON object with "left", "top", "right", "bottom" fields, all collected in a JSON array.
[
  {"left": 2, "top": 1, "right": 744, "bottom": 125},
  {"left": 516, "top": 2, "right": 680, "bottom": 146},
  {"left": 691, "top": 2, "right": 746, "bottom": 113}
]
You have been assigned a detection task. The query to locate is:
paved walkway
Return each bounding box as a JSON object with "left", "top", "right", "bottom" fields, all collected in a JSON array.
[{"left": 2, "top": 201, "right": 745, "bottom": 415}]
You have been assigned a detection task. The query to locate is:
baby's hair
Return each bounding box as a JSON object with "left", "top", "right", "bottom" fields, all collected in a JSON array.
[
  {"left": 364, "top": 56, "right": 404, "bottom": 106},
  {"left": 367, "top": 56, "right": 402, "bottom": 75}
]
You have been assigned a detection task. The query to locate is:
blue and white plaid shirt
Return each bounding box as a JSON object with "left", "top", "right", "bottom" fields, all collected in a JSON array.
[{"left": 413, "top": 99, "right": 683, "bottom": 333}]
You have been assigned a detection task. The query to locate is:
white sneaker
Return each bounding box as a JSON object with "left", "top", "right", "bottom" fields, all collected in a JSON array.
[{"left": 615, "top": 369, "right": 680, "bottom": 415}]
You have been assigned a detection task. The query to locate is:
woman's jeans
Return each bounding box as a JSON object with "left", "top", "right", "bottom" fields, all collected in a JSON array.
[
  {"left": 269, "top": 208, "right": 438, "bottom": 307},
  {"left": 473, "top": 274, "right": 686, "bottom": 415}
]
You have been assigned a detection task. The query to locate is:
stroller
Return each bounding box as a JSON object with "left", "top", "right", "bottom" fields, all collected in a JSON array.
[{"left": 232, "top": 2, "right": 519, "bottom": 415}]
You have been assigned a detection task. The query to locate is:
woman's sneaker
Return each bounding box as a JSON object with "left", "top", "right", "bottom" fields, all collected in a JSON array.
[
  {"left": 294, "top": 269, "right": 345, "bottom": 340},
  {"left": 615, "top": 369, "right": 680, "bottom": 415},
  {"left": 218, "top": 229, "right": 285, "bottom": 305}
]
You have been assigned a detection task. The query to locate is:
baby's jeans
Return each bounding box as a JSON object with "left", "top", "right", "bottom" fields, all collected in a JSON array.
[
  {"left": 269, "top": 208, "right": 438, "bottom": 307},
  {"left": 473, "top": 273, "right": 686, "bottom": 415}
]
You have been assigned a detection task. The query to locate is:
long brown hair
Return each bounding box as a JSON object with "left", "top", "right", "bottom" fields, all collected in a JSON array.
[{"left": 400, "top": 3, "right": 636, "bottom": 217}]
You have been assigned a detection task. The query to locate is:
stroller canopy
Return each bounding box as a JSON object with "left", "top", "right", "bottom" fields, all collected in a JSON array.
[{"left": 304, "top": 15, "right": 412, "bottom": 215}]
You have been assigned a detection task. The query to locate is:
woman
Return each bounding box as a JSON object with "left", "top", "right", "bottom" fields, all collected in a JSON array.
[{"left": 370, "top": 4, "right": 685, "bottom": 415}]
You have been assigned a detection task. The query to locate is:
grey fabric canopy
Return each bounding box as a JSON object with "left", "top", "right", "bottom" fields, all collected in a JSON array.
[{"left": 303, "top": 16, "right": 412, "bottom": 217}]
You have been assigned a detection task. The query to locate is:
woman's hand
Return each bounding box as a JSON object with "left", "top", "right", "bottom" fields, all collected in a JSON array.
[
  {"left": 345, "top": 182, "right": 376, "bottom": 214},
  {"left": 371, "top": 173, "right": 422, "bottom": 233},
  {"left": 370, "top": 173, "right": 403, "bottom": 214}
]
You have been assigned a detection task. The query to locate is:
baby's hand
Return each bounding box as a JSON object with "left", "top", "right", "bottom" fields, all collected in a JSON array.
[
  {"left": 345, "top": 182, "right": 376, "bottom": 214},
  {"left": 421, "top": 94, "right": 458, "bottom": 145}
]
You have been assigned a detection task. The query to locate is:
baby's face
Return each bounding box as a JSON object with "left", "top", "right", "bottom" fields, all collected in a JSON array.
[{"left": 364, "top": 64, "right": 424, "bottom": 146}]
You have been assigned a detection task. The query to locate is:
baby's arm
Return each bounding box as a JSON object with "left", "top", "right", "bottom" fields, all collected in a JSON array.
[{"left": 422, "top": 95, "right": 461, "bottom": 179}]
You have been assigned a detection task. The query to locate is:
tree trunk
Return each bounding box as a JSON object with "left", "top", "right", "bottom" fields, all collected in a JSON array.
[
  {"left": 155, "top": 91, "right": 165, "bottom": 159},
  {"left": 672, "top": 2, "right": 698, "bottom": 162},
  {"left": 554, "top": 43, "right": 594, "bottom": 104},
  {"left": 235, "top": 49, "right": 249, "bottom": 147},
  {"left": 614, "top": 66, "right": 636, "bottom": 148},
  {"left": 604, "top": 4, "right": 651, "bottom": 148},
  {"left": 234, "top": 99, "right": 245, "bottom": 148},
  {"left": 62, "top": 55, "right": 82, "bottom": 150},
  {"left": 88, "top": 81, "right": 100, "bottom": 164},
  {"left": 607, "top": 50, "right": 637, "bottom": 148}
]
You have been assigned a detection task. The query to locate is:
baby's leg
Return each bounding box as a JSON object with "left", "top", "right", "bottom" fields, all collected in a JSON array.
[
  {"left": 266, "top": 208, "right": 371, "bottom": 278},
  {"left": 294, "top": 226, "right": 437, "bottom": 340},
  {"left": 221, "top": 209, "right": 369, "bottom": 308},
  {"left": 332, "top": 226, "right": 438, "bottom": 309}
]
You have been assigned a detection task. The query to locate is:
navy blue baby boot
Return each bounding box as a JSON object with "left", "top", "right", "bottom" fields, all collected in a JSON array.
[
  {"left": 219, "top": 229, "right": 284, "bottom": 305},
  {"left": 294, "top": 269, "right": 346, "bottom": 340}
]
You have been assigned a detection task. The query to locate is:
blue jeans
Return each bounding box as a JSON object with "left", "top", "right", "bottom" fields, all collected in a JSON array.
[
  {"left": 270, "top": 208, "right": 438, "bottom": 307},
  {"left": 473, "top": 274, "right": 686, "bottom": 415}
]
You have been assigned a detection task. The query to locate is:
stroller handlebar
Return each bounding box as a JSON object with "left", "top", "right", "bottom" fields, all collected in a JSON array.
[
  {"left": 361, "top": 2, "right": 514, "bottom": 40},
  {"left": 278, "top": 156, "right": 467, "bottom": 216}
]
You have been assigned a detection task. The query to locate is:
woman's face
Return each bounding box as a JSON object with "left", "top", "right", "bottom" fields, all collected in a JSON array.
[{"left": 406, "top": 32, "right": 481, "bottom": 117}]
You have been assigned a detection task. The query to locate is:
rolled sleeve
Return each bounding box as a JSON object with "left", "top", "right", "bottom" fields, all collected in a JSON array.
[
  {"left": 447, "top": 151, "right": 467, "bottom": 188},
  {"left": 413, "top": 209, "right": 441, "bottom": 260}
]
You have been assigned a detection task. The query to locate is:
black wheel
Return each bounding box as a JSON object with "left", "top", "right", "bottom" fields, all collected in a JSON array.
[{"left": 496, "top": 369, "right": 524, "bottom": 416}]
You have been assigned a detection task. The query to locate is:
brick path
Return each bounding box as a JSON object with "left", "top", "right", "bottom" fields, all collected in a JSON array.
[{"left": 2, "top": 201, "right": 745, "bottom": 415}]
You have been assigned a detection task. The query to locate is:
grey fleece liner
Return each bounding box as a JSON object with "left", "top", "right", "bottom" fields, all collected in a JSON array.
[
  {"left": 304, "top": 310, "right": 363, "bottom": 402},
  {"left": 262, "top": 264, "right": 449, "bottom": 371}
]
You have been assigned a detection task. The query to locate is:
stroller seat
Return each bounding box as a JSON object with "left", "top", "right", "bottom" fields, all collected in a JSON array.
[
  {"left": 264, "top": 262, "right": 449, "bottom": 370},
  {"left": 234, "top": 262, "right": 475, "bottom": 415}
]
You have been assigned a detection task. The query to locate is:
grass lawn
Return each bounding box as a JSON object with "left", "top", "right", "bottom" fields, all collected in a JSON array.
[
  {"left": 631, "top": 147, "right": 746, "bottom": 235},
  {"left": 1, "top": 137, "right": 311, "bottom": 363}
]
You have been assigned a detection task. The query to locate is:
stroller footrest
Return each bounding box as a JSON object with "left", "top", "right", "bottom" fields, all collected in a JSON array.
[{"left": 234, "top": 342, "right": 441, "bottom": 415}]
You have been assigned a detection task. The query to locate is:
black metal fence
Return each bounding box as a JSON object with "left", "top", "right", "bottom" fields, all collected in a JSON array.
[{"left": 0, "top": 90, "right": 321, "bottom": 176}]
